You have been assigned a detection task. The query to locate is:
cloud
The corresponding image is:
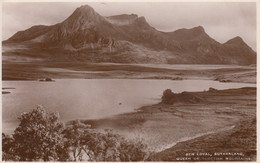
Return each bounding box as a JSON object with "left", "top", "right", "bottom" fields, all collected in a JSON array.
[{"left": 2, "top": 2, "right": 256, "bottom": 50}]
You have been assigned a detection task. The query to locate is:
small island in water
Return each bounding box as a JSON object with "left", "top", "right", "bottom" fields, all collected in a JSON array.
[{"left": 39, "top": 77, "right": 55, "bottom": 82}]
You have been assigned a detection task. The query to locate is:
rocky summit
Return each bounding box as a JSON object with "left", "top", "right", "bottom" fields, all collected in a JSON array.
[{"left": 3, "top": 5, "right": 256, "bottom": 65}]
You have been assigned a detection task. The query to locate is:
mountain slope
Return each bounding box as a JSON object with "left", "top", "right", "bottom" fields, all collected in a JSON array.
[
  {"left": 223, "top": 37, "right": 256, "bottom": 65},
  {"left": 3, "top": 4, "right": 256, "bottom": 65}
]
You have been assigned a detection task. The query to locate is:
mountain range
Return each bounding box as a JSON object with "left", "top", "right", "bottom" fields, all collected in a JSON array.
[{"left": 3, "top": 5, "right": 256, "bottom": 65}]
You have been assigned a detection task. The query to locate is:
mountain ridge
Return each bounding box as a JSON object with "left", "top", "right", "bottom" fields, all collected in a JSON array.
[{"left": 3, "top": 4, "right": 256, "bottom": 65}]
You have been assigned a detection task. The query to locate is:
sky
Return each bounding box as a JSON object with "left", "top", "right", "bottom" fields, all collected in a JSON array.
[{"left": 2, "top": 2, "right": 256, "bottom": 50}]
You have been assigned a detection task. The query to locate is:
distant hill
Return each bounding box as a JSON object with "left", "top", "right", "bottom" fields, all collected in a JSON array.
[{"left": 3, "top": 5, "right": 256, "bottom": 65}]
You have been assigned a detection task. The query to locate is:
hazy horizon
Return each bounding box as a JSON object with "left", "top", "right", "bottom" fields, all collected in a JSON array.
[{"left": 2, "top": 2, "right": 256, "bottom": 50}]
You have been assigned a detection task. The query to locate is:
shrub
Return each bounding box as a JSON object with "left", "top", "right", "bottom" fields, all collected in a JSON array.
[
  {"left": 3, "top": 106, "right": 149, "bottom": 161},
  {"left": 161, "top": 89, "right": 174, "bottom": 104},
  {"left": 11, "top": 106, "right": 67, "bottom": 161},
  {"left": 118, "top": 137, "right": 149, "bottom": 161},
  {"left": 62, "top": 120, "right": 93, "bottom": 161},
  {"left": 2, "top": 133, "right": 18, "bottom": 161},
  {"left": 63, "top": 122, "right": 149, "bottom": 161}
]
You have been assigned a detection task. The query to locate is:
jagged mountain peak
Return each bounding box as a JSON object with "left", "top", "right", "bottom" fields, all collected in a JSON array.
[
  {"left": 133, "top": 16, "right": 151, "bottom": 29},
  {"left": 58, "top": 4, "right": 110, "bottom": 37},
  {"left": 71, "top": 5, "right": 103, "bottom": 19},
  {"left": 169, "top": 25, "right": 208, "bottom": 42},
  {"left": 174, "top": 26, "right": 205, "bottom": 34},
  {"left": 77, "top": 4, "right": 95, "bottom": 12},
  {"left": 71, "top": 5, "right": 99, "bottom": 19},
  {"left": 63, "top": 4, "right": 105, "bottom": 25},
  {"left": 225, "top": 36, "right": 245, "bottom": 45},
  {"left": 190, "top": 26, "right": 205, "bottom": 33}
]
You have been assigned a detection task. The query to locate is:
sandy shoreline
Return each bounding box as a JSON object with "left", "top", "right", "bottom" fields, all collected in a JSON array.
[{"left": 81, "top": 86, "right": 256, "bottom": 156}]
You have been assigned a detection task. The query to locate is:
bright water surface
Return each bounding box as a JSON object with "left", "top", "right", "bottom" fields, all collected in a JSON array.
[{"left": 2, "top": 79, "right": 255, "bottom": 133}]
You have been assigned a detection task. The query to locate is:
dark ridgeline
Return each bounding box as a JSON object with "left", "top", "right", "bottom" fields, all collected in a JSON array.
[{"left": 3, "top": 5, "right": 256, "bottom": 65}]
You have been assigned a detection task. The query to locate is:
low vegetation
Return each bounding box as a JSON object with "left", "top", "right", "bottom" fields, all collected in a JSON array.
[
  {"left": 161, "top": 89, "right": 204, "bottom": 105},
  {"left": 2, "top": 106, "right": 149, "bottom": 161}
]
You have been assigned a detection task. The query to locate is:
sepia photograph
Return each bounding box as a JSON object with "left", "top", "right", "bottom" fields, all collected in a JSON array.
[{"left": 1, "top": 0, "right": 257, "bottom": 161}]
